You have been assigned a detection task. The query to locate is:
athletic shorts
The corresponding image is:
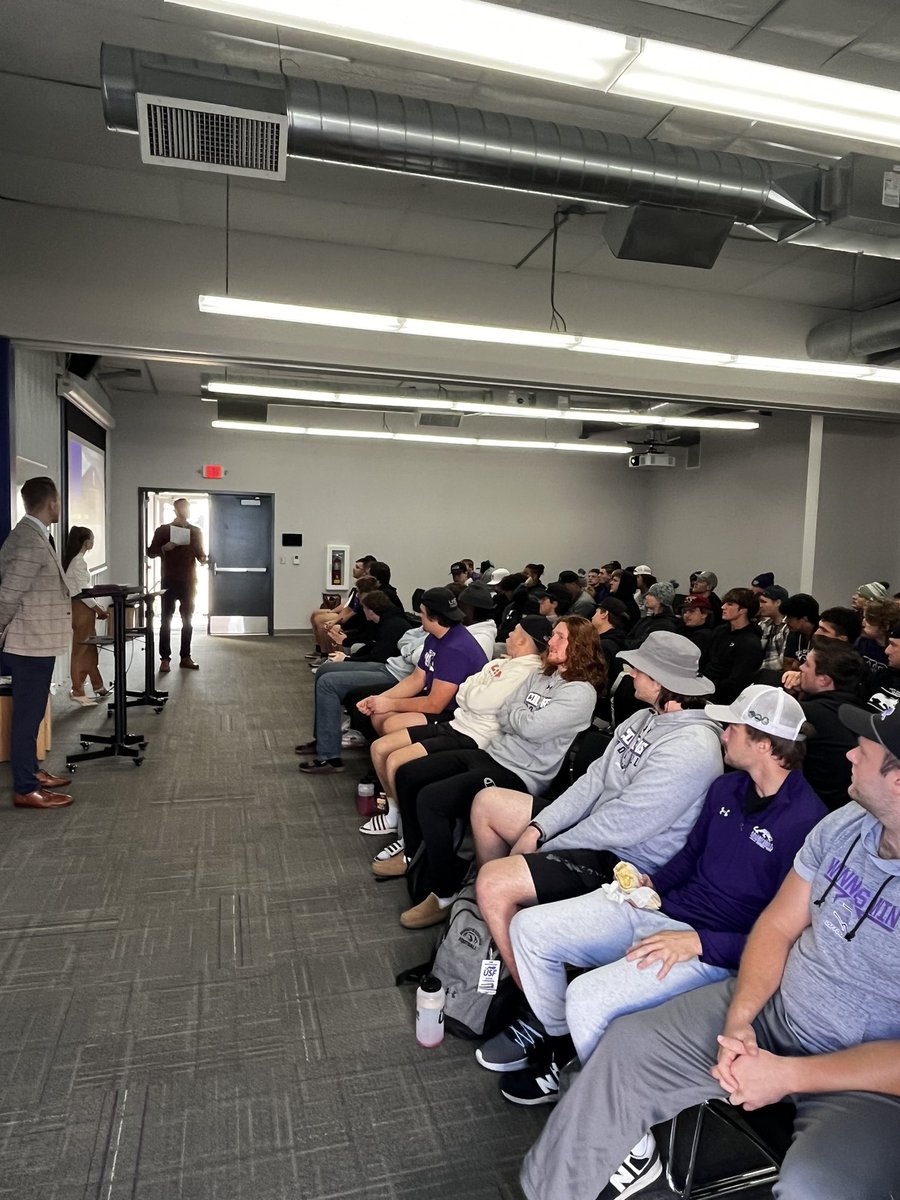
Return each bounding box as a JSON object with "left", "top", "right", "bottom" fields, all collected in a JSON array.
[
  {"left": 424, "top": 710, "right": 455, "bottom": 726},
  {"left": 408, "top": 725, "right": 478, "bottom": 753},
  {"left": 523, "top": 846, "right": 621, "bottom": 905}
]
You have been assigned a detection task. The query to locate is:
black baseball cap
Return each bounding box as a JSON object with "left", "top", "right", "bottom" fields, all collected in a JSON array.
[
  {"left": 420, "top": 587, "right": 465, "bottom": 622},
  {"left": 461, "top": 582, "right": 495, "bottom": 612},
  {"left": 449, "top": 561, "right": 467, "bottom": 575},
  {"left": 781, "top": 593, "right": 820, "bottom": 621},
  {"left": 840, "top": 702, "right": 900, "bottom": 758},
  {"left": 518, "top": 615, "right": 553, "bottom": 651},
  {"left": 557, "top": 570, "right": 580, "bottom": 584}
]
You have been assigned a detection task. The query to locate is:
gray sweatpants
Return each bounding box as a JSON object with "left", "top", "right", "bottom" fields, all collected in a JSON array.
[
  {"left": 521, "top": 978, "right": 900, "bottom": 1200},
  {"left": 510, "top": 892, "right": 731, "bottom": 1062}
]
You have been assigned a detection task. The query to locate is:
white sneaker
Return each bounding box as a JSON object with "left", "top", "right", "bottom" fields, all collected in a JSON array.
[
  {"left": 359, "top": 810, "right": 398, "bottom": 835},
  {"left": 374, "top": 838, "right": 405, "bottom": 862},
  {"left": 341, "top": 729, "right": 367, "bottom": 748}
]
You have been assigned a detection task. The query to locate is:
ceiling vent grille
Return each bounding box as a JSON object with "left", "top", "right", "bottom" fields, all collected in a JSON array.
[
  {"left": 416, "top": 412, "right": 462, "bottom": 428},
  {"left": 137, "top": 93, "right": 288, "bottom": 180}
]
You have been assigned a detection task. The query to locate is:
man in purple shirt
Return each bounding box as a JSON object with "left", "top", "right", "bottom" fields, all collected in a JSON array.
[
  {"left": 489, "top": 684, "right": 825, "bottom": 1125},
  {"left": 356, "top": 587, "right": 486, "bottom": 734},
  {"left": 354, "top": 587, "right": 486, "bottom": 835}
]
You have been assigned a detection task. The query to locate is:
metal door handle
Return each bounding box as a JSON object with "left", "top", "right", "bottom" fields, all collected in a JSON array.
[{"left": 213, "top": 566, "right": 268, "bottom": 574}]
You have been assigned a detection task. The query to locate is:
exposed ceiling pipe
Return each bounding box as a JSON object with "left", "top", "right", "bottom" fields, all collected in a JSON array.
[
  {"left": 100, "top": 43, "right": 818, "bottom": 235},
  {"left": 806, "top": 299, "right": 900, "bottom": 362}
]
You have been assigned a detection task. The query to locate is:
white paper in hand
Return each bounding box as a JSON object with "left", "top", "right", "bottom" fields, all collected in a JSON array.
[{"left": 169, "top": 525, "right": 190, "bottom": 546}]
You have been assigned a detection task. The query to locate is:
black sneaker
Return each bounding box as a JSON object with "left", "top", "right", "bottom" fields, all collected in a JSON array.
[
  {"left": 597, "top": 1140, "right": 662, "bottom": 1199},
  {"left": 499, "top": 1055, "right": 560, "bottom": 1106},
  {"left": 298, "top": 758, "right": 345, "bottom": 774},
  {"left": 475, "top": 1014, "right": 548, "bottom": 1072}
]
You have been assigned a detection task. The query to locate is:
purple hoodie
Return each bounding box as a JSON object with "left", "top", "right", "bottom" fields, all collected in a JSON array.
[{"left": 652, "top": 769, "right": 826, "bottom": 969}]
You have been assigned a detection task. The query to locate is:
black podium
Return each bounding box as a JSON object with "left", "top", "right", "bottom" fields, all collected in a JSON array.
[
  {"left": 66, "top": 585, "right": 149, "bottom": 770},
  {"left": 119, "top": 589, "right": 168, "bottom": 713}
]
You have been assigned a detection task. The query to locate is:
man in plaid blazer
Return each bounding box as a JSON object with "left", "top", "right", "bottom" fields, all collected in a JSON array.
[{"left": 0, "top": 477, "right": 74, "bottom": 807}]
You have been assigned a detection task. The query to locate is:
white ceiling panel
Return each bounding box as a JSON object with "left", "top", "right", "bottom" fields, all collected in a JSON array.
[{"left": 760, "top": 0, "right": 897, "bottom": 49}]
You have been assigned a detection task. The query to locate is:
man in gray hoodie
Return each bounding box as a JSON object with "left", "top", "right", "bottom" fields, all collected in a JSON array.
[{"left": 473, "top": 634, "right": 724, "bottom": 987}]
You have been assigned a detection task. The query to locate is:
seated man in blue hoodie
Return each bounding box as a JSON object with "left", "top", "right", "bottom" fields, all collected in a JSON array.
[{"left": 490, "top": 685, "right": 824, "bottom": 1115}]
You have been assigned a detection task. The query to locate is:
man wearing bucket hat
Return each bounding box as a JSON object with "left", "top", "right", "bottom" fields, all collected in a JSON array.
[
  {"left": 472, "top": 633, "right": 723, "bottom": 992},
  {"left": 521, "top": 694, "right": 900, "bottom": 1200},
  {"left": 495, "top": 684, "right": 824, "bottom": 1109}
]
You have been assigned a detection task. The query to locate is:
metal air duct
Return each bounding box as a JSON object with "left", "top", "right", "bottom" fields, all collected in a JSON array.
[
  {"left": 101, "top": 43, "right": 818, "bottom": 251},
  {"left": 806, "top": 299, "right": 900, "bottom": 363}
]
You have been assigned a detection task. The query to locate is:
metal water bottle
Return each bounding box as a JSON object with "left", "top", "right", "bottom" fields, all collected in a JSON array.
[{"left": 416, "top": 974, "right": 445, "bottom": 1047}]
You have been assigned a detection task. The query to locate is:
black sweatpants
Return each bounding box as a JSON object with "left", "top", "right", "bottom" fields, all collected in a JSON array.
[{"left": 394, "top": 748, "right": 527, "bottom": 898}]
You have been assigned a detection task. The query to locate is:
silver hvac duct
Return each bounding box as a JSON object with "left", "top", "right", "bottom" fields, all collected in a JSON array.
[
  {"left": 100, "top": 43, "right": 818, "bottom": 235},
  {"left": 806, "top": 299, "right": 900, "bottom": 362}
]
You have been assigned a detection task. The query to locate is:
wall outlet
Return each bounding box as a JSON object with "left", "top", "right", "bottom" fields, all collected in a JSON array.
[{"left": 292, "top": 553, "right": 301, "bottom": 565}]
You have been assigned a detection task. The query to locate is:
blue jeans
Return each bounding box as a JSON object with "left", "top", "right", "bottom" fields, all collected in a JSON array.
[
  {"left": 313, "top": 661, "right": 395, "bottom": 758},
  {"left": 6, "top": 653, "right": 55, "bottom": 794}
]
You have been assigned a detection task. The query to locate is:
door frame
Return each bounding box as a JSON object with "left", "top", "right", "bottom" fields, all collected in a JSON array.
[{"left": 137, "top": 487, "right": 275, "bottom": 636}]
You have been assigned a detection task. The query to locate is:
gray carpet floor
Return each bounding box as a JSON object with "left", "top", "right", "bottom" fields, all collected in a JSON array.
[
  {"left": 0, "top": 634, "right": 547, "bottom": 1200},
  {"left": 0, "top": 634, "right": 775, "bottom": 1199}
]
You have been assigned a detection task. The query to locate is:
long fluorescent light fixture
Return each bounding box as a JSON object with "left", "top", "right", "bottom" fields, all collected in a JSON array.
[
  {"left": 169, "top": 0, "right": 900, "bottom": 148},
  {"left": 198, "top": 295, "right": 900, "bottom": 387},
  {"left": 165, "top": 0, "right": 640, "bottom": 90},
  {"left": 205, "top": 380, "right": 760, "bottom": 430},
  {"left": 211, "top": 418, "right": 631, "bottom": 453}
]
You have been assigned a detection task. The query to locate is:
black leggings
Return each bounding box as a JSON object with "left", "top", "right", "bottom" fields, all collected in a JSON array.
[{"left": 394, "top": 749, "right": 527, "bottom": 897}]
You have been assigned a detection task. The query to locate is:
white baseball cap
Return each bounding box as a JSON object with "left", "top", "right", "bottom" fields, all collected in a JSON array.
[{"left": 706, "top": 684, "right": 806, "bottom": 741}]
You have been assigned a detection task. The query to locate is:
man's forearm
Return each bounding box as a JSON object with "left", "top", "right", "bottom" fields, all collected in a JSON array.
[
  {"left": 789, "top": 1041, "right": 900, "bottom": 1098},
  {"left": 725, "top": 918, "right": 795, "bottom": 1029},
  {"left": 380, "top": 694, "right": 443, "bottom": 714},
  {"left": 376, "top": 675, "right": 423, "bottom": 702}
]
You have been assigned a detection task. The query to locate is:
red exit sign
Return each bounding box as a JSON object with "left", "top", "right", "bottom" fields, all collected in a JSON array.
[{"left": 201, "top": 464, "right": 224, "bottom": 479}]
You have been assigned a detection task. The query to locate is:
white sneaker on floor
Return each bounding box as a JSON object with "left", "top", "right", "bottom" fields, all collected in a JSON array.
[
  {"left": 373, "top": 838, "right": 405, "bottom": 862},
  {"left": 359, "top": 810, "right": 398, "bottom": 835},
  {"left": 341, "top": 729, "right": 367, "bottom": 748}
]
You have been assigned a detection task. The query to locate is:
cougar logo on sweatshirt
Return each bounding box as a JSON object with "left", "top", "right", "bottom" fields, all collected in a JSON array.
[{"left": 616, "top": 725, "right": 650, "bottom": 769}]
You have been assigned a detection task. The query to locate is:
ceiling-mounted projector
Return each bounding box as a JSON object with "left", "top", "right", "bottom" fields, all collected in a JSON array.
[{"left": 628, "top": 451, "right": 675, "bottom": 468}]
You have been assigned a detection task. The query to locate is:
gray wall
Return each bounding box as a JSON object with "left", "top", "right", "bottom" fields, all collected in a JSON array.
[
  {"left": 813, "top": 417, "right": 900, "bottom": 606},
  {"left": 14, "top": 372, "right": 899, "bottom": 628},
  {"left": 107, "top": 392, "right": 649, "bottom": 629},
  {"left": 13, "top": 347, "right": 60, "bottom": 501},
  {"left": 642, "top": 414, "right": 811, "bottom": 599}
]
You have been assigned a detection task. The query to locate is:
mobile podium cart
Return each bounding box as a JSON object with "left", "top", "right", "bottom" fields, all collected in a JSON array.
[{"left": 67, "top": 584, "right": 149, "bottom": 771}]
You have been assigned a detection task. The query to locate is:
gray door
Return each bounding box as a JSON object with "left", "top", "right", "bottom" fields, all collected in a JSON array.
[{"left": 208, "top": 493, "right": 274, "bottom": 635}]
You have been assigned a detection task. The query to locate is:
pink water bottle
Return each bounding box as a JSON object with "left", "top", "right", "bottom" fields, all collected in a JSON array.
[{"left": 356, "top": 780, "right": 377, "bottom": 817}]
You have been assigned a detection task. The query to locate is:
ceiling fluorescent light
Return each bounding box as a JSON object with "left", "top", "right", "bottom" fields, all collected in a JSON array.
[
  {"left": 726, "top": 355, "right": 873, "bottom": 380},
  {"left": 612, "top": 40, "right": 900, "bottom": 150},
  {"left": 165, "top": 0, "right": 638, "bottom": 89},
  {"left": 206, "top": 379, "right": 759, "bottom": 430},
  {"left": 572, "top": 339, "right": 732, "bottom": 367},
  {"left": 170, "top": 0, "right": 900, "bottom": 147},
  {"left": 198, "top": 294, "right": 402, "bottom": 332},
  {"left": 199, "top": 296, "right": 900, "bottom": 388},
  {"left": 211, "top": 418, "right": 630, "bottom": 453}
]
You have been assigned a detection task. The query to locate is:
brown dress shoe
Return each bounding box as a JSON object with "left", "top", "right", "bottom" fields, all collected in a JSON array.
[
  {"left": 159, "top": 659, "right": 171, "bottom": 673},
  {"left": 14, "top": 789, "right": 73, "bottom": 808},
  {"left": 180, "top": 658, "right": 200, "bottom": 670},
  {"left": 36, "top": 770, "right": 73, "bottom": 788}
]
